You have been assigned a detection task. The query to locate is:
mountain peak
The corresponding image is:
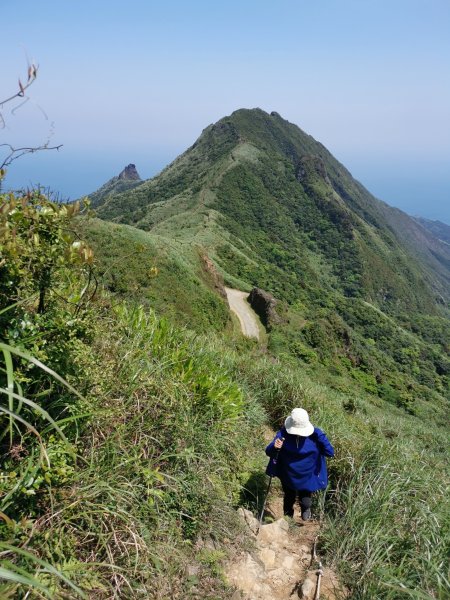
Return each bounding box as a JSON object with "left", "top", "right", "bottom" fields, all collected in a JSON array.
[
  {"left": 118, "top": 164, "right": 141, "bottom": 181},
  {"left": 87, "top": 163, "right": 143, "bottom": 207},
  {"left": 92, "top": 109, "right": 450, "bottom": 310}
]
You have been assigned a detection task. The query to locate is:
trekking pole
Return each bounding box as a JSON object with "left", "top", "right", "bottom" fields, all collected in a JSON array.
[
  {"left": 314, "top": 561, "right": 323, "bottom": 600},
  {"left": 257, "top": 437, "right": 285, "bottom": 533},
  {"left": 310, "top": 533, "right": 319, "bottom": 568}
]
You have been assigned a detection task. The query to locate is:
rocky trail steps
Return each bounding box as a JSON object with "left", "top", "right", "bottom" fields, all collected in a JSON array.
[{"left": 225, "top": 496, "right": 345, "bottom": 600}]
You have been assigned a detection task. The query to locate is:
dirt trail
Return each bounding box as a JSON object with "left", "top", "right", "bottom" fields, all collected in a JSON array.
[
  {"left": 225, "top": 287, "right": 260, "bottom": 340},
  {"left": 226, "top": 497, "right": 344, "bottom": 600}
]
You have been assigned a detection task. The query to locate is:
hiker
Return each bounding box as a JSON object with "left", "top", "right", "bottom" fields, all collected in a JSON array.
[{"left": 265, "top": 408, "right": 334, "bottom": 521}]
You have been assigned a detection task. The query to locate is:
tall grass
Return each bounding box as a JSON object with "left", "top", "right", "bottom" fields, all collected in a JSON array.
[
  {"left": 322, "top": 442, "right": 449, "bottom": 598},
  {"left": 0, "top": 343, "right": 88, "bottom": 598},
  {"left": 2, "top": 302, "right": 265, "bottom": 597},
  {"left": 233, "top": 352, "right": 449, "bottom": 599},
  {"left": 2, "top": 297, "right": 448, "bottom": 598},
  {"left": 67, "top": 303, "right": 264, "bottom": 596}
]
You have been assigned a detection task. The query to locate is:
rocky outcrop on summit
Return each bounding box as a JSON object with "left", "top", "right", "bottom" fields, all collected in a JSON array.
[
  {"left": 248, "top": 288, "right": 284, "bottom": 330},
  {"left": 118, "top": 164, "right": 141, "bottom": 181},
  {"left": 91, "top": 108, "right": 450, "bottom": 309},
  {"left": 87, "top": 164, "right": 143, "bottom": 208}
]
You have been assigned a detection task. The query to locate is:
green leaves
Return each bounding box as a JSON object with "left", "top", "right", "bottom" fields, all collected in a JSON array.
[
  {"left": 0, "top": 543, "right": 87, "bottom": 598},
  {"left": 117, "top": 304, "right": 244, "bottom": 424},
  {"left": 0, "top": 190, "right": 93, "bottom": 320}
]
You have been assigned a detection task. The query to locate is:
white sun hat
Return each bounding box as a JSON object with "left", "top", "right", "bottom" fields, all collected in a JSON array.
[{"left": 284, "top": 408, "right": 314, "bottom": 437}]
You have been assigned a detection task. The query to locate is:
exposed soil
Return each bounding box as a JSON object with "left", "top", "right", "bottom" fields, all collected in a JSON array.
[
  {"left": 225, "top": 446, "right": 346, "bottom": 600},
  {"left": 225, "top": 499, "right": 345, "bottom": 600}
]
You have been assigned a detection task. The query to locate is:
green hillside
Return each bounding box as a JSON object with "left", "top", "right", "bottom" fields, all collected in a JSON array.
[
  {"left": 2, "top": 112, "right": 449, "bottom": 599},
  {"left": 77, "top": 218, "right": 231, "bottom": 332},
  {"left": 414, "top": 215, "right": 450, "bottom": 245},
  {"left": 95, "top": 109, "right": 450, "bottom": 305},
  {"left": 91, "top": 108, "right": 450, "bottom": 414}
]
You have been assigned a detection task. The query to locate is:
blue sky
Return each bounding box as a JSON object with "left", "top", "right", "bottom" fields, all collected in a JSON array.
[{"left": 1, "top": 0, "right": 449, "bottom": 222}]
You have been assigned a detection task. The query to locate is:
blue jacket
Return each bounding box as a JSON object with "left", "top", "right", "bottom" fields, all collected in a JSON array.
[{"left": 265, "top": 427, "right": 334, "bottom": 492}]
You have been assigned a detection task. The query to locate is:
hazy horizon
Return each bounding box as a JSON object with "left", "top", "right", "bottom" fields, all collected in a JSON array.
[
  {"left": 2, "top": 1, "right": 449, "bottom": 224},
  {"left": 3, "top": 116, "right": 450, "bottom": 226}
]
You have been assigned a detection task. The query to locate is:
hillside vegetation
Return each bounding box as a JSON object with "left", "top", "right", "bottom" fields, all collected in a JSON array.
[
  {"left": 414, "top": 216, "right": 450, "bottom": 245},
  {"left": 1, "top": 111, "right": 449, "bottom": 598},
  {"left": 77, "top": 217, "right": 230, "bottom": 332},
  {"left": 92, "top": 108, "right": 450, "bottom": 416}
]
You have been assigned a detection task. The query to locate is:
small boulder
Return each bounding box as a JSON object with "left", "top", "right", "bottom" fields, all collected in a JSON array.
[
  {"left": 237, "top": 507, "right": 259, "bottom": 534},
  {"left": 227, "top": 552, "right": 265, "bottom": 594},
  {"left": 185, "top": 564, "right": 200, "bottom": 578},
  {"left": 258, "top": 547, "right": 276, "bottom": 570},
  {"left": 301, "top": 576, "right": 316, "bottom": 599},
  {"left": 267, "top": 565, "right": 295, "bottom": 585},
  {"left": 257, "top": 518, "right": 289, "bottom": 545},
  {"left": 282, "top": 554, "right": 295, "bottom": 570},
  {"left": 248, "top": 288, "right": 284, "bottom": 329}
]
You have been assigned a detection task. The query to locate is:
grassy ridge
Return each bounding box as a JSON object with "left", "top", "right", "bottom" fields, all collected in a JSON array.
[
  {"left": 1, "top": 300, "right": 265, "bottom": 598},
  {"left": 89, "top": 108, "right": 450, "bottom": 418},
  {"left": 93, "top": 108, "right": 450, "bottom": 308},
  {"left": 77, "top": 217, "right": 231, "bottom": 333},
  {"left": 2, "top": 288, "right": 448, "bottom": 598},
  {"left": 2, "top": 110, "right": 450, "bottom": 598}
]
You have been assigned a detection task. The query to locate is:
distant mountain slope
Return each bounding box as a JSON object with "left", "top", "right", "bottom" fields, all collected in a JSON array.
[
  {"left": 93, "top": 109, "right": 450, "bottom": 312},
  {"left": 413, "top": 216, "right": 450, "bottom": 245},
  {"left": 379, "top": 207, "right": 450, "bottom": 300},
  {"left": 88, "top": 109, "right": 449, "bottom": 412},
  {"left": 88, "top": 163, "right": 142, "bottom": 207}
]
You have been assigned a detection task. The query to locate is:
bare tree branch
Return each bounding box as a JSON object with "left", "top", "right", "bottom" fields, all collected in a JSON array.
[
  {"left": 0, "top": 60, "right": 62, "bottom": 181},
  {"left": 0, "top": 142, "right": 63, "bottom": 172},
  {"left": 0, "top": 62, "right": 38, "bottom": 111}
]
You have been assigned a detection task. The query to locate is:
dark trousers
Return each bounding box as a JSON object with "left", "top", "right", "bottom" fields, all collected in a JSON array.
[{"left": 282, "top": 482, "right": 312, "bottom": 517}]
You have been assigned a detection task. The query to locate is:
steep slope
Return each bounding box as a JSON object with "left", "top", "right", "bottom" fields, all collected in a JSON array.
[
  {"left": 77, "top": 217, "right": 231, "bottom": 332},
  {"left": 89, "top": 109, "right": 450, "bottom": 413},
  {"left": 377, "top": 207, "right": 450, "bottom": 297},
  {"left": 413, "top": 215, "right": 450, "bottom": 245},
  {"left": 4, "top": 189, "right": 448, "bottom": 599},
  {"left": 94, "top": 109, "right": 450, "bottom": 310},
  {"left": 88, "top": 163, "right": 142, "bottom": 207}
]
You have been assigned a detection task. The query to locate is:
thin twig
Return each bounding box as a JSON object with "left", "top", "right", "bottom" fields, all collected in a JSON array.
[
  {"left": 0, "top": 63, "right": 38, "bottom": 109},
  {"left": 0, "top": 143, "right": 63, "bottom": 171}
]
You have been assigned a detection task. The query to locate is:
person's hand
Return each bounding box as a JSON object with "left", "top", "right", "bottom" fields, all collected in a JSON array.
[{"left": 274, "top": 438, "right": 284, "bottom": 449}]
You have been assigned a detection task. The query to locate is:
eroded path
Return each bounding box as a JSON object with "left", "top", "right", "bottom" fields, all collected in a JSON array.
[
  {"left": 226, "top": 498, "right": 344, "bottom": 600},
  {"left": 225, "top": 288, "right": 260, "bottom": 340}
]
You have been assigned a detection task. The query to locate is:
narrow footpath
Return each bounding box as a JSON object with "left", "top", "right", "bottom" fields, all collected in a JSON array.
[
  {"left": 226, "top": 497, "right": 344, "bottom": 600},
  {"left": 223, "top": 299, "right": 344, "bottom": 598}
]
